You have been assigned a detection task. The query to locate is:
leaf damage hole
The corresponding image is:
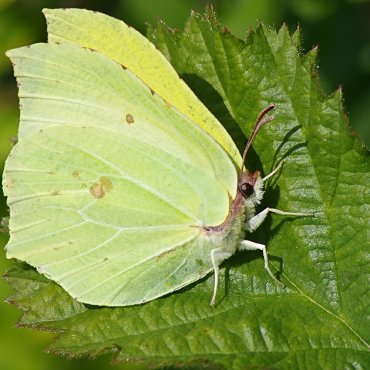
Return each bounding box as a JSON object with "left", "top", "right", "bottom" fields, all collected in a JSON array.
[
  {"left": 90, "top": 177, "right": 113, "bottom": 199},
  {"left": 125, "top": 113, "right": 135, "bottom": 124}
]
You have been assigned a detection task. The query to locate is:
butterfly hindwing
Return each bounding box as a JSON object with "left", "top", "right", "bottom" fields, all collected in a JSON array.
[{"left": 4, "top": 42, "right": 238, "bottom": 305}]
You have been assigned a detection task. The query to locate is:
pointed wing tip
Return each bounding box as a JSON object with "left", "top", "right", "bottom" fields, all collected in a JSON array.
[
  {"left": 5, "top": 43, "right": 46, "bottom": 60},
  {"left": 42, "top": 8, "right": 98, "bottom": 16},
  {"left": 4, "top": 246, "right": 16, "bottom": 260},
  {"left": 42, "top": 7, "right": 57, "bottom": 18},
  {"left": 5, "top": 46, "right": 26, "bottom": 60},
  {"left": 5, "top": 49, "right": 13, "bottom": 59},
  {"left": 42, "top": 8, "right": 69, "bottom": 14},
  {"left": 42, "top": 8, "right": 80, "bottom": 19}
]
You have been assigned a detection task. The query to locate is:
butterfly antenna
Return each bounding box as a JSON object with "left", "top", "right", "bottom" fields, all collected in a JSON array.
[{"left": 240, "top": 104, "right": 275, "bottom": 173}]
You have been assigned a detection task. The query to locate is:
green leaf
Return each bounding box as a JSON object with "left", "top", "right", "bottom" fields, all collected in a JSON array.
[{"left": 4, "top": 9, "right": 369, "bottom": 370}]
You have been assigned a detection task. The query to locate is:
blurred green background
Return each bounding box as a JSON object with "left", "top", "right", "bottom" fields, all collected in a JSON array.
[{"left": 0, "top": 1, "right": 369, "bottom": 369}]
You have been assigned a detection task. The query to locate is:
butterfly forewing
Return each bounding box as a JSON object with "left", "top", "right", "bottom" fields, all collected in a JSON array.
[{"left": 43, "top": 8, "right": 242, "bottom": 165}]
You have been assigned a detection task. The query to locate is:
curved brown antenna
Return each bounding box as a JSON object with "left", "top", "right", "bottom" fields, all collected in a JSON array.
[{"left": 240, "top": 104, "right": 275, "bottom": 174}]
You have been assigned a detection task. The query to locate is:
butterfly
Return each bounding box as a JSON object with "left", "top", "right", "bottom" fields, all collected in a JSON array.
[{"left": 3, "top": 8, "right": 310, "bottom": 306}]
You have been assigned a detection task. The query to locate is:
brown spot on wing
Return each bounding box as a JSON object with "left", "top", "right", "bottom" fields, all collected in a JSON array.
[
  {"left": 125, "top": 113, "right": 135, "bottom": 124},
  {"left": 90, "top": 176, "right": 113, "bottom": 199}
]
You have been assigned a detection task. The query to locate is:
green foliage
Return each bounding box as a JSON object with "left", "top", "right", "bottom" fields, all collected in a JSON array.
[{"left": 4, "top": 9, "right": 369, "bottom": 369}]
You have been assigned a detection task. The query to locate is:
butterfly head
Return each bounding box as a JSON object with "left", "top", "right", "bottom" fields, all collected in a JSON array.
[{"left": 238, "top": 170, "right": 264, "bottom": 205}]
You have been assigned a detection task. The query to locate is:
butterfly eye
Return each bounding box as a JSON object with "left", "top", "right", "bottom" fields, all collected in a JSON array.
[{"left": 239, "top": 182, "right": 254, "bottom": 198}]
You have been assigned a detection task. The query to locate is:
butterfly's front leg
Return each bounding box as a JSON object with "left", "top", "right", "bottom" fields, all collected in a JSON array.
[
  {"left": 238, "top": 240, "right": 284, "bottom": 287},
  {"left": 210, "top": 247, "right": 233, "bottom": 306},
  {"left": 261, "top": 160, "right": 284, "bottom": 182},
  {"left": 246, "top": 207, "right": 311, "bottom": 233}
]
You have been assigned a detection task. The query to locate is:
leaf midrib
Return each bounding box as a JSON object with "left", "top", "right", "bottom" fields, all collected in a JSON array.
[
  {"left": 257, "top": 27, "right": 346, "bottom": 320},
  {"left": 281, "top": 269, "right": 369, "bottom": 349}
]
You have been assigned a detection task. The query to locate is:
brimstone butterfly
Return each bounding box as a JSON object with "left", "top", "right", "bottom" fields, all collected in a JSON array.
[{"left": 3, "top": 9, "right": 310, "bottom": 306}]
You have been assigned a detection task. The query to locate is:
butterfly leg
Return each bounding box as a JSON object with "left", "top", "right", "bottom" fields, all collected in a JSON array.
[
  {"left": 210, "top": 248, "right": 233, "bottom": 306},
  {"left": 246, "top": 207, "right": 311, "bottom": 233},
  {"left": 239, "top": 240, "right": 284, "bottom": 287},
  {"left": 262, "top": 160, "right": 284, "bottom": 182}
]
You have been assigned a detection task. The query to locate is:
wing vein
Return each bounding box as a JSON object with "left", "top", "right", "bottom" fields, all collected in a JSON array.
[
  {"left": 67, "top": 143, "right": 201, "bottom": 222},
  {"left": 75, "top": 231, "right": 199, "bottom": 298}
]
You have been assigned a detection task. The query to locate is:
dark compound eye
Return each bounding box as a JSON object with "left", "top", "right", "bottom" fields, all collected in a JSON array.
[{"left": 239, "top": 182, "right": 254, "bottom": 198}]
